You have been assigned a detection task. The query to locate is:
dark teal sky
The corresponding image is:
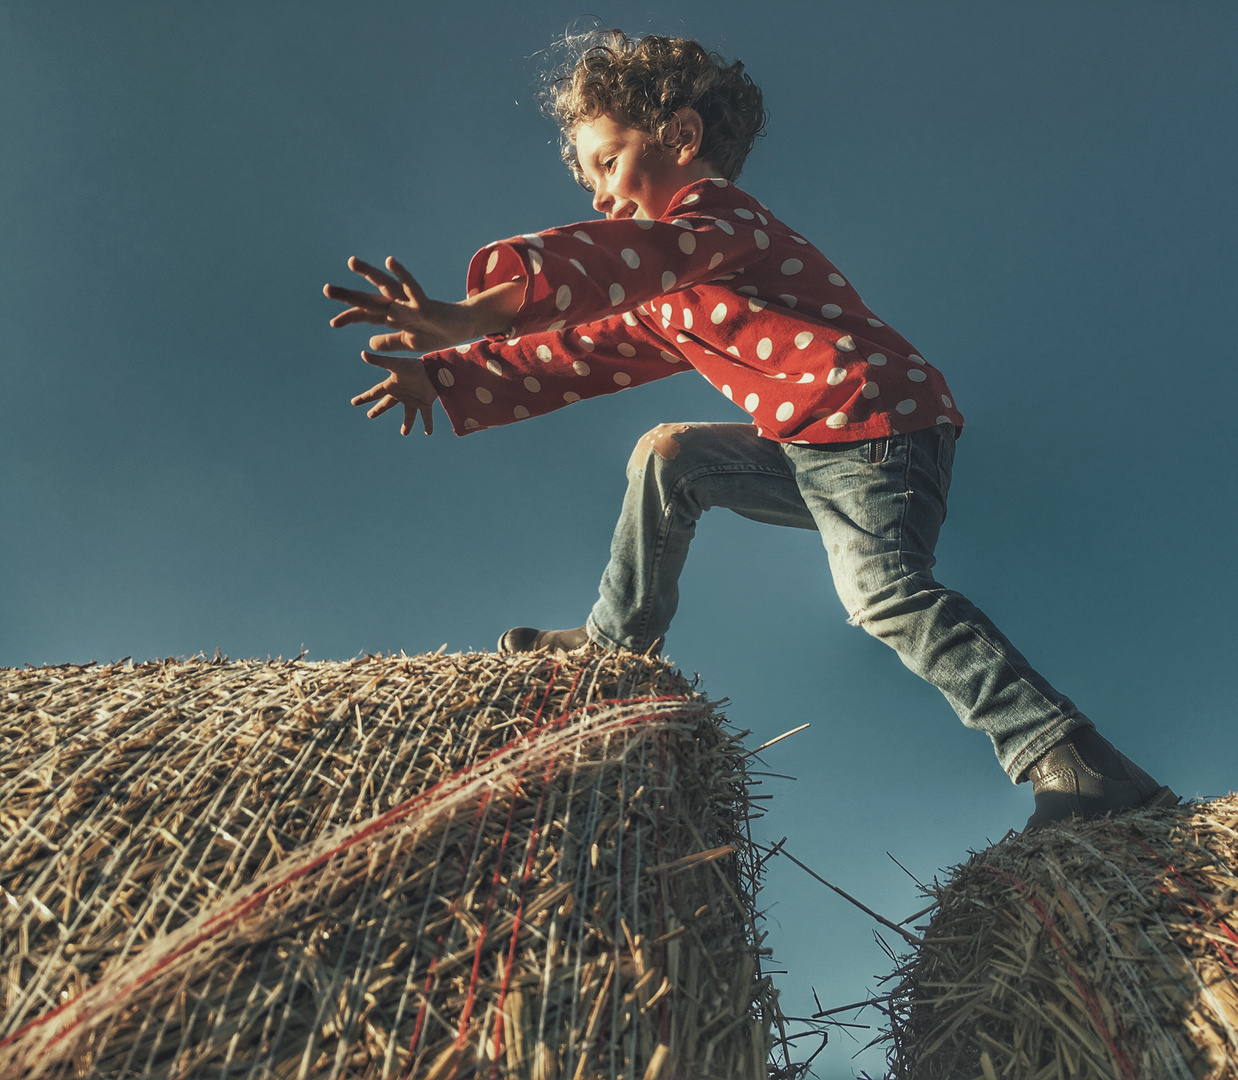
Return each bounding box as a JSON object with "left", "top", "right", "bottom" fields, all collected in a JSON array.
[{"left": 3, "top": 3, "right": 1235, "bottom": 1076}]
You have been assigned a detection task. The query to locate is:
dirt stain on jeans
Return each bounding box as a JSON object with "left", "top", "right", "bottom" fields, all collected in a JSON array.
[{"left": 628, "top": 424, "right": 692, "bottom": 473}]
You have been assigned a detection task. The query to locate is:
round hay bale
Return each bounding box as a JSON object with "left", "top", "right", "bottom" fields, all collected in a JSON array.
[
  {"left": 886, "top": 795, "right": 1238, "bottom": 1080},
  {"left": 0, "top": 651, "right": 778, "bottom": 1079}
]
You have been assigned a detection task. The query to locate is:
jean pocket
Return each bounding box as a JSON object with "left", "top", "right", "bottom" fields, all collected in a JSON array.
[{"left": 868, "top": 437, "right": 890, "bottom": 464}]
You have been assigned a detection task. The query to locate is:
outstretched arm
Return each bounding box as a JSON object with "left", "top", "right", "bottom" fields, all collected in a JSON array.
[{"left": 325, "top": 256, "right": 523, "bottom": 351}]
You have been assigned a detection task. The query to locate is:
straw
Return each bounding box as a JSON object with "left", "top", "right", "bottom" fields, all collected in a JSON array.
[
  {"left": 0, "top": 650, "right": 784, "bottom": 1079},
  {"left": 880, "top": 794, "right": 1238, "bottom": 1080}
]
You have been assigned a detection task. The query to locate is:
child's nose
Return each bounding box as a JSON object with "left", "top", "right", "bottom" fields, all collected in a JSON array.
[{"left": 592, "top": 186, "right": 611, "bottom": 214}]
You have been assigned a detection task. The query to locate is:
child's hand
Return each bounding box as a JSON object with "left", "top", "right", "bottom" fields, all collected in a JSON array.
[
  {"left": 325, "top": 256, "right": 480, "bottom": 353},
  {"left": 350, "top": 351, "right": 438, "bottom": 436}
]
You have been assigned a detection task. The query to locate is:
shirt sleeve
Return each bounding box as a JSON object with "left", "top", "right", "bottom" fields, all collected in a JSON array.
[
  {"left": 467, "top": 187, "right": 763, "bottom": 337},
  {"left": 421, "top": 313, "right": 688, "bottom": 435}
]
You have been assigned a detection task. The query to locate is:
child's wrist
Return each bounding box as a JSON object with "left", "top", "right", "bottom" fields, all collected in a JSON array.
[{"left": 461, "top": 280, "right": 525, "bottom": 338}]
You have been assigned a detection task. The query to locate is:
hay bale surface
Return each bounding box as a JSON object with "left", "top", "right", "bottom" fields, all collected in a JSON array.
[
  {"left": 0, "top": 651, "right": 777, "bottom": 1079},
  {"left": 886, "top": 795, "right": 1238, "bottom": 1080}
]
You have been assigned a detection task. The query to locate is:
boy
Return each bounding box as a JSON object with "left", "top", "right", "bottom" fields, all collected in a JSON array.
[{"left": 324, "top": 31, "right": 1176, "bottom": 829}]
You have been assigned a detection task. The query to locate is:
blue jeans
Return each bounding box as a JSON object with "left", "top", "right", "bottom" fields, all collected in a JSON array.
[{"left": 586, "top": 422, "right": 1088, "bottom": 780}]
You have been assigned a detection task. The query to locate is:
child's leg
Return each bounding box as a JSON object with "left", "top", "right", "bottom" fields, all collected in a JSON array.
[
  {"left": 782, "top": 423, "right": 1088, "bottom": 781},
  {"left": 587, "top": 422, "right": 817, "bottom": 652}
]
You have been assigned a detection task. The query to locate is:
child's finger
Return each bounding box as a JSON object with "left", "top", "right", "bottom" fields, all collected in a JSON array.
[
  {"left": 368, "top": 331, "right": 414, "bottom": 352},
  {"left": 324, "top": 283, "right": 389, "bottom": 310},
  {"left": 419, "top": 402, "right": 434, "bottom": 436},
  {"left": 366, "top": 395, "right": 398, "bottom": 419},
  {"left": 348, "top": 256, "right": 403, "bottom": 299},
  {"left": 350, "top": 381, "right": 387, "bottom": 405},
  {"left": 385, "top": 257, "right": 429, "bottom": 304},
  {"left": 330, "top": 307, "right": 385, "bottom": 328}
]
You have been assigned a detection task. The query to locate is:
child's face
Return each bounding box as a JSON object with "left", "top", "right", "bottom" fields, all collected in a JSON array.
[{"left": 574, "top": 113, "right": 709, "bottom": 221}]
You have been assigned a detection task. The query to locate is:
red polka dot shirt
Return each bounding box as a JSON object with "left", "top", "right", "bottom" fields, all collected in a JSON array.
[{"left": 420, "top": 178, "right": 963, "bottom": 443}]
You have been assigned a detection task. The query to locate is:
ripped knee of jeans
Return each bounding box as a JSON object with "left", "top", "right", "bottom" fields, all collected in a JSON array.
[{"left": 627, "top": 423, "right": 692, "bottom": 475}]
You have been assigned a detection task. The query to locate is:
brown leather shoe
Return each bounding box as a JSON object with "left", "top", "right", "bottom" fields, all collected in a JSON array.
[
  {"left": 497, "top": 626, "right": 592, "bottom": 654},
  {"left": 1025, "top": 726, "right": 1179, "bottom": 829}
]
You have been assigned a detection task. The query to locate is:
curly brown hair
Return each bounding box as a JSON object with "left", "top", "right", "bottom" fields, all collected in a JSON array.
[{"left": 543, "top": 30, "right": 766, "bottom": 187}]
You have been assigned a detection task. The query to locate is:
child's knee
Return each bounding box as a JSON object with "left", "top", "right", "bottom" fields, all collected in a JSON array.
[{"left": 626, "top": 423, "right": 694, "bottom": 477}]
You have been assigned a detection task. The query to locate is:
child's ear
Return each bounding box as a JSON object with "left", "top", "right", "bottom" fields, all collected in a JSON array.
[{"left": 671, "top": 107, "right": 705, "bottom": 165}]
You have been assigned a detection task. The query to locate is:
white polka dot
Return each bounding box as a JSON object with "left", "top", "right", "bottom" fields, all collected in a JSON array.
[
  {"left": 941, "top": 394, "right": 953, "bottom": 408},
  {"left": 522, "top": 233, "right": 545, "bottom": 249},
  {"left": 621, "top": 247, "right": 641, "bottom": 269},
  {"left": 756, "top": 212, "right": 768, "bottom": 225},
  {"left": 660, "top": 350, "right": 681, "bottom": 363},
  {"left": 753, "top": 229, "right": 770, "bottom": 249},
  {"left": 794, "top": 331, "right": 814, "bottom": 349},
  {"left": 563, "top": 391, "right": 580, "bottom": 403},
  {"left": 756, "top": 337, "right": 773, "bottom": 359},
  {"left": 896, "top": 399, "right": 918, "bottom": 415},
  {"left": 722, "top": 384, "right": 733, "bottom": 399},
  {"left": 749, "top": 297, "right": 768, "bottom": 312},
  {"left": 513, "top": 405, "right": 530, "bottom": 419},
  {"left": 455, "top": 343, "right": 471, "bottom": 354},
  {"left": 781, "top": 258, "right": 804, "bottom": 276},
  {"left": 678, "top": 232, "right": 697, "bottom": 254},
  {"left": 529, "top": 251, "right": 544, "bottom": 274},
  {"left": 775, "top": 372, "right": 787, "bottom": 379},
  {"left": 798, "top": 372, "right": 815, "bottom": 384},
  {"left": 573, "top": 230, "right": 594, "bottom": 244},
  {"left": 523, "top": 376, "right": 541, "bottom": 393},
  {"left": 867, "top": 353, "right": 887, "bottom": 366},
  {"left": 635, "top": 218, "right": 655, "bottom": 230},
  {"left": 867, "top": 317, "right": 884, "bottom": 327},
  {"left": 662, "top": 270, "right": 677, "bottom": 290},
  {"left": 937, "top": 415, "right": 952, "bottom": 425},
  {"left": 570, "top": 258, "right": 588, "bottom": 276},
  {"left": 775, "top": 401, "right": 795, "bottom": 422},
  {"left": 609, "top": 283, "right": 625, "bottom": 306},
  {"left": 862, "top": 381, "right": 880, "bottom": 399},
  {"left": 672, "top": 218, "right": 692, "bottom": 229},
  {"left": 908, "top": 353, "right": 926, "bottom": 365},
  {"left": 821, "top": 304, "right": 842, "bottom": 319},
  {"left": 826, "top": 367, "right": 846, "bottom": 386},
  {"left": 475, "top": 387, "right": 493, "bottom": 404},
  {"left": 744, "top": 392, "right": 760, "bottom": 412},
  {"left": 836, "top": 335, "right": 856, "bottom": 352},
  {"left": 708, "top": 252, "right": 725, "bottom": 269},
  {"left": 828, "top": 273, "right": 847, "bottom": 287},
  {"left": 791, "top": 235, "right": 808, "bottom": 244},
  {"left": 572, "top": 360, "right": 590, "bottom": 375},
  {"left": 609, "top": 343, "right": 633, "bottom": 359},
  {"left": 547, "top": 320, "right": 566, "bottom": 331},
  {"left": 577, "top": 337, "right": 594, "bottom": 352},
  {"left": 681, "top": 192, "right": 701, "bottom": 205},
  {"left": 622, "top": 312, "right": 638, "bottom": 326},
  {"left": 436, "top": 368, "right": 455, "bottom": 387},
  {"left": 738, "top": 285, "right": 758, "bottom": 296},
  {"left": 907, "top": 369, "right": 927, "bottom": 382},
  {"left": 682, "top": 309, "right": 693, "bottom": 329},
  {"left": 711, "top": 178, "right": 729, "bottom": 187},
  {"left": 714, "top": 219, "right": 735, "bottom": 236},
  {"left": 464, "top": 417, "right": 479, "bottom": 429},
  {"left": 613, "top": 372, "right": 631, "bottom": 386},
  {"left": 676, "top": 333, "right": 689, "bottom": 343},
  {"left": 535, "top": 345, "right": 553, "bottom": 361},
  {"left": 555, "top": 285, "right": 572, "bottom": 311},
  {"left": 661, "top": 303, "right": 672, "bottom": 319},
  {"left": 485, "top": 250, "right": 500, "bottom": 274},
  {"left": 757, "top": 427, "right": 764, "bottom": 436},
  {"left": 486, "top": 359, "right": 503, "bottom": 376},
  {"left": 711, "top": 302, "right": 728, "bottom": 324},
  {"left": 726, "top": 345, "right": 741, "bottom": 357},
  {"left": 506, "top": 337, "right": 521, "bottom": 346},
  {"left": 780, "top": 294, "right": 797, "bottom": 308},
  {"left": 825, "top": 412, "right": 848, "bottom": 429}
]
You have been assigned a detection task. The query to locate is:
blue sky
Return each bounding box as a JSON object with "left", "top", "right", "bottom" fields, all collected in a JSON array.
[{"left": 3, "top": 3, "right": 1235, "bottom": 1076}]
